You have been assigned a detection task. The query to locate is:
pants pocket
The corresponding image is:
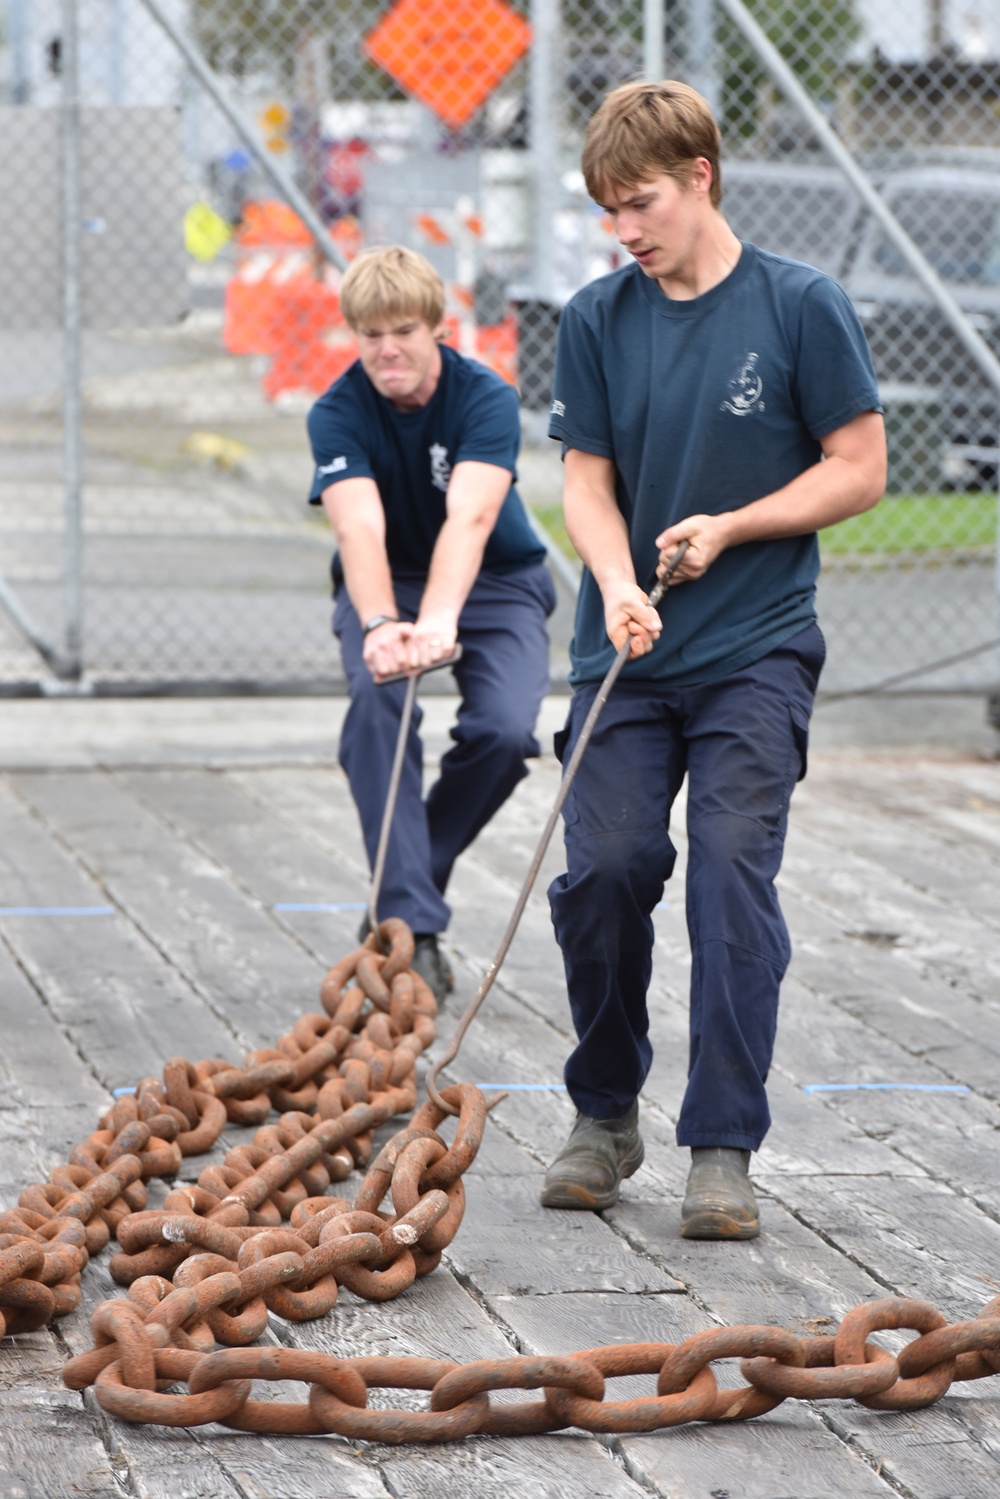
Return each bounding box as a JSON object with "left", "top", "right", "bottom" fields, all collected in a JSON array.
[{"left": 789, "top": 701, "right": 811, "bottom": 784}]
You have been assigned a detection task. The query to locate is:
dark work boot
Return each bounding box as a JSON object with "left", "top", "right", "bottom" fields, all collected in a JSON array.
[
  {"left": 540, "top": 1102, "right": 644, "bottom": 1210},
  {"left": 410, "top": 933, "right": 454, "bottom": 1007},
  {"left": 680, "top": 1148, "right": 759, "bottom": 1240}
]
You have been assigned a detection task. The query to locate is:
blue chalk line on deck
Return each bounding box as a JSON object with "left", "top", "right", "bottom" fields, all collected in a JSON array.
[
  {"left": 273, "top": 902, "right": 367, "bottom": 913},
  {"left": 804, "top": 1082, "right": 971, "bottom": 1094},
  {"left": 0, "top": 906, "right": 114, "bottom": 916}
]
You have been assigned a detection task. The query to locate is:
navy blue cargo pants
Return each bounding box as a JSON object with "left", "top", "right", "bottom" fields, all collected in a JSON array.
[
  {"left": 547, "top": 623, "right": 825, "bottom": 1152},
  {"left": 335, "top": 562, "right": 555, "bottom": 935}
]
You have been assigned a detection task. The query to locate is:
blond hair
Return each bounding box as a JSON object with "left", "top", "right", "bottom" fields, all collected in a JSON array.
[
  {"left": 339, "top": 246, "right": 446, "bottom": 331},
  {"left": 582, "top": 80, "right": 722, "bottom": 209}
]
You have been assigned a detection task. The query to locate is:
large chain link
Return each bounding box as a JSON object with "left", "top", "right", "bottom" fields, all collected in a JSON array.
[
  {"left": 57, "top": 1295, "right": 1000, "bottom": 1440},
  {"left": 0, "top": 918, "right": 485, "bottom": 1341}
]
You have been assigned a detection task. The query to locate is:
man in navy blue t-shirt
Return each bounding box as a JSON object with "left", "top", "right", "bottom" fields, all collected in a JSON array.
[
  {"left": 541, "top": 82, "right": 886, "bottom": 1237},
  {"left": 307, "top": 246, "right": 554, "bottom": 1002}
]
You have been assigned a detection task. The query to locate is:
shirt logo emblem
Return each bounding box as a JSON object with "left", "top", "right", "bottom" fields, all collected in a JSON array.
[
  {"left": 317, "top": 456, "right": 348, "bottom": 476},
  {"left": 721, "top": 352, "right": 765, "bottom": 416},
  {"left": 430, "top": 442, "right": 451, "bottom": 492},
  {"left": 550, "top": 399, "right": 566, "bottom": 417}
]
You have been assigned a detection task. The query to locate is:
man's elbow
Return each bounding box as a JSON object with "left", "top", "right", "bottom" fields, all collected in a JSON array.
[
  {"left": 853, "top": 426, "right": 888, "bottom": 514},
  {"left": 857, "top": 456, "right": 887, "bottom": 514}
]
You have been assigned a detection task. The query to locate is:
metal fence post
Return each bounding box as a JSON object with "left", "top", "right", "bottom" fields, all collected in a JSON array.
[
  {"left": 529, "top": 0, "right": 559, "bottom": 302},
  {"left": 993, "top": 480, "right": 1000, "bottom": 737},
  {"left": 644, "top": 0, "right": 665, "bottom": 80},
  {"left": 9, "top": 0, "right": 32, "bottom": 103},
  {"left": 689, "top": 0, "right": 719, "bottom": 114},
  {"left": 61, "top": 0, "right": 84, "bottom": 681}
]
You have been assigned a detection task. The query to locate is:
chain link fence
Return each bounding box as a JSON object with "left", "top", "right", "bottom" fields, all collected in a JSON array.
[{"left": 0, "top": 0, "right": 997, "bottom": 701}]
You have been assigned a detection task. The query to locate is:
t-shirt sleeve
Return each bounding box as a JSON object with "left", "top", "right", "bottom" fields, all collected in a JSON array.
[
  {"left": 794, "top": 277, "right": 883, "bottom": 440},
  {"left": 305, "top": 384, "right": 376, "bottom": 504},
  {"left": 452, "top": 374, "right": 521, "bottom": 474},
  {"left": 547, "top": 302, "right": 614, "bottom": 458}
]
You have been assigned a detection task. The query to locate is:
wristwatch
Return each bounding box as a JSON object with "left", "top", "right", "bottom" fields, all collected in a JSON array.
[{"left": 362, "top": 614, "right": 398, "bottom": 636}]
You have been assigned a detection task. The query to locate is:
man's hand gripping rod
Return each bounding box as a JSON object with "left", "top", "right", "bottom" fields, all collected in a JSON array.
[
  {"left": 426, "top": 542, "right": 689, "bottom": 1114},
  {"left": 366, "top": 648, "right": 462, "bottom": 950}
]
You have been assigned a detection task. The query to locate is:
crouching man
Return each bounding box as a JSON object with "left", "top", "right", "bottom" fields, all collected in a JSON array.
[
  {"left": 308, "top": 246, "right": 555, "bottom": 1002},
  {"left": 541, "top": 82, "right": 885, "bottom": 1236}
]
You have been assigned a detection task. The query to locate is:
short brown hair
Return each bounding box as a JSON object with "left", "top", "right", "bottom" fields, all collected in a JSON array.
[
  {"left": 582, "top": 80, "right": 722, "bottom": 209},
  {"left": 339, "top": 245, "right": 446, "bottom": 331}
]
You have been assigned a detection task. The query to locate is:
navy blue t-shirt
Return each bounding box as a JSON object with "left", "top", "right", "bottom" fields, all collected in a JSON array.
[
  {"left": 308, "top": 342, "right": 545, "bottom": 577},
  {"left": 549, "top": 242, "right": 881, "bottom": 685}
]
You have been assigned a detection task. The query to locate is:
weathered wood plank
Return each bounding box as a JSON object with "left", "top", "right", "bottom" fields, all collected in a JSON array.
[
  {"left": 10, "top": 771, "right": 329, "bottom": 1055},
  {"left": 793, "top": 767, "right": 1000, "bottom": 930},
  {"left": 451, "top": 1174, "right": 683, "bottom": 1296},
  {"left": 0, "top": 1388, "right": 124, "bottom": 1498},
  {"left": 757, "top": 1171, "right": 1000, "bottom": 1321},
  {"left": 0, "top": 782, "right": 233, "bottom": 1091},
  {"left": 0, "top": 939, "right": 106, "bottom": 1121},
  {"left": 781, "top": 813, "right": 1000, "bottom": 1006}
]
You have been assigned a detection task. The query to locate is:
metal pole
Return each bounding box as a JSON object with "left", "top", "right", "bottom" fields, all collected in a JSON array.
[
  {"left": 994, "top": 473, "right": 1000, "bottom": 734},
  {"left": 61, "top": 0, "right": 84, "bottom": 680},
  {"left": 367, "top": 672, "right": 419, "bottom": 944},
  {"left": 644, "top": 0, "right": 665, "bottom": 80},
  {"left": 529, "top": 0, "right": 559, "bottom": 300},
  {"left": 688, "top": 0, "right": 719, "bottom": 114},
  {"left": 715, "top": 0, "right": 1000, "bottom": 402},
  {"left": 0, "top": 575, "right": 66, "bottom": 674},
  {"left": 110, "top": 0, "right": 126, "bottom": 104},
  {"left": 10, "top": 0, "right": 32, "bottom": 103},
  {"left": 136, "top": 0, "right": 349, "bottom": 272}
]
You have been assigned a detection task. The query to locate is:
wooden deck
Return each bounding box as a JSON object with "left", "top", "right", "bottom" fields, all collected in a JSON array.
[{"left": 1, "top": 694, "right": 999, "bottom": 1499}]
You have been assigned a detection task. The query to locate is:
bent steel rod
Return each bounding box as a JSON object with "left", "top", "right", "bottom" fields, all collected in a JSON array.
[
  {"left": 426, "top": 542, "right": 688, "bottom": 1113},
  {"left": 367, "top": 648, "right": 463, "bottom": 951}
]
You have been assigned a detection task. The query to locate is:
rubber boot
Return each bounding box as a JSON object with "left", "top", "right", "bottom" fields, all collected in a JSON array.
[
  {"left": 540, "top": 1102, "right": 644, "bottom": 1210},
  {"left": 410, "top": 933, "right": 454, "bottom": 1007},
  {"left": 680, "top": 1147, "right": 759, "bottom": 1240}
]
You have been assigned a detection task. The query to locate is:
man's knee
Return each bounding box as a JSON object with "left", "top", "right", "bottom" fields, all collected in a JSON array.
[
  {"left": 456, "top": 708, "right": 538, "bottom": 768},
  {"left": 691, "top": 810, "right": 782, "bottom": 883},
  {"left": 556, "top": 827, "right": 671, "bottom": 913},
  {"left": 688, "top": 812, "right": 788, "bottom": 959}
]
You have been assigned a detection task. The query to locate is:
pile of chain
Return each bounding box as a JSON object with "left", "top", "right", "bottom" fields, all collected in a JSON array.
[
  {"left": 0, "top": 918, "right": 486, "bottom": 1348},
  {"left": 6, "top": 917, "right": 1000, "bottom": 1449},
  {"left": 57, "top": 1295, "right": 1000, "bottom": 1441}
]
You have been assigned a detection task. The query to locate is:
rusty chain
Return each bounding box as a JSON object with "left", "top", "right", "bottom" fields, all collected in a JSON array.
[
  {"left": 0, "top": 918, "right": 489, "bottom": 1343},
  {"left": 3, "top": 856, "right": 1000, "bottom": 1446},
  {"left": 57, "top": 1294, "right": 1000, "bottom": 1441}
]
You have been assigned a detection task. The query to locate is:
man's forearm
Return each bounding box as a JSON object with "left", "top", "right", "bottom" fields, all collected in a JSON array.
[
  {"left": 564, "top": 480, "right": 637, "bottom": 591},
  {"left": 716, "top": 450, "right": 883, "bottom": 549},
  {"left": 564, "top": 460, "right": 662, "bottom": 657},
  {"left": 657, "top": 410, "right": 886, "bottom": 582},
  {"left": 418, "top": 513, "right": 493, "bottom": 627},
  {"left": 321, "top": 491, "right": 397, "bottom": 626}
]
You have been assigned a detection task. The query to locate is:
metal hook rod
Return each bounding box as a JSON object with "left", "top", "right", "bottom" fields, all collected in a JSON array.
[
  {"left": 426, "top": 542, "right": 689, "bottom": 1114},
  {"left": 367, "top": 670, "right": 419, "bottom": 949},
  {"left": 364, "top": 647, "right": 463, "bottom": 953}
]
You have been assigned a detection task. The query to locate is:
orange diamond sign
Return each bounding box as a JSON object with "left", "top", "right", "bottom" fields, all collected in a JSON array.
[{"left": 365, "top": 0, "right": 532, "bottom": 132}]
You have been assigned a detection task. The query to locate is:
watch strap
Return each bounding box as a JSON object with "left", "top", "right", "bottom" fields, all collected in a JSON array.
[{"left": 362, "top": 614, "right": 399, "bottom": 636}]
